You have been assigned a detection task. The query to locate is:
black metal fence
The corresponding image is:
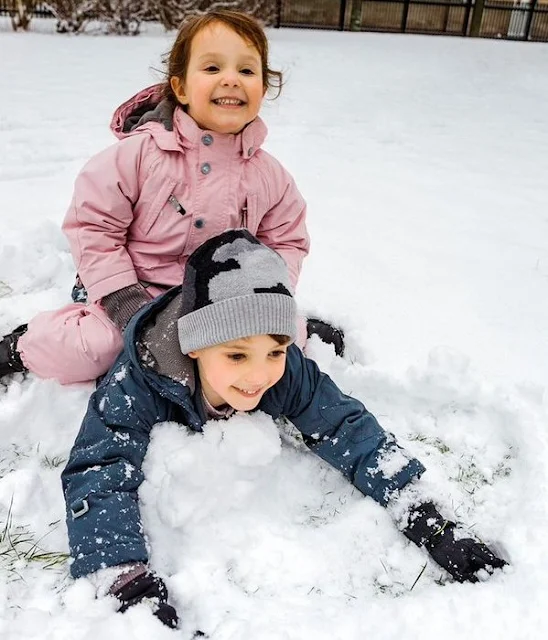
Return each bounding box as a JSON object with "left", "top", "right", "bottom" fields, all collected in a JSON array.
[
  {"left": 278, "top": 0, "right": 347, "bottom": 28},
  {"left": 352, "top": 1, "right": 473, "bottom": 36},
  {"left": 481, "top": 1, "right": 548, "bottom": 41},
  {"left": 1, "top": 1, "right": 546, "bottom": 42},
  {"left": 277, "top": 0, "right": 548, "bottom": 41}
]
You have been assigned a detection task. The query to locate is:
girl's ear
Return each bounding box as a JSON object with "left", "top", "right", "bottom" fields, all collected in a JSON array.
[
  {"left": 187, "top": 350, "right": 198, "bottom": 359},
  {"left": 170, "top": 76, "right": 189, "bottom": 105}
]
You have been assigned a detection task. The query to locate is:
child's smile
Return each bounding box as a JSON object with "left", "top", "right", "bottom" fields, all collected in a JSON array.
[
  {"left": 232, "top": 384, "right": 265, "bottom": 399},
  {"left": 212, "top": 97, "right": 246, "bottom": 106}
]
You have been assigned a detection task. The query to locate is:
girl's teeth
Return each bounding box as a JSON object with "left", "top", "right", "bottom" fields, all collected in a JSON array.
[{"left": 215, "top": 98, "right": 242, "bottom": 105}]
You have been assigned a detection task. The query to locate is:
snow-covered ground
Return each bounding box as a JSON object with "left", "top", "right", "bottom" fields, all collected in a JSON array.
[{"left": 1, "top": 18, "right": 548, "bottom": 640}]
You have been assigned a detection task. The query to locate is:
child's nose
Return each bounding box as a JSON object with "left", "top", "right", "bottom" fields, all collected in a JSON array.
[
  {"left": 220, "top": 69, "right": 241, "bottom": 87},
  {"left": 243, "top": 368, "right": 267, "bottom": 385}
]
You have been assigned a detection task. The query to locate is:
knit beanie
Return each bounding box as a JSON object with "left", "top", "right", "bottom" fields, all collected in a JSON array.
[{"left": 177, "top": 229, "right": 297, "bottom": 354}]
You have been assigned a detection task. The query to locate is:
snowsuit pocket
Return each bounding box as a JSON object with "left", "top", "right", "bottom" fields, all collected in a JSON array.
[
  {"left": 139, "top": 179, "right": 177, "bottom": 235},
  {"left": 241, "top": 193, "right": 260, "bottom": 234}
]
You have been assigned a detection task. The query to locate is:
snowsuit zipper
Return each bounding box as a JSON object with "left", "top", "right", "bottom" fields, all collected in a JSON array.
[
  {"left": 240, "top": 204, "right": 248, "bottom": 227},
  {"left": 168, "top": 195, "right": 186, "bottom": 215}
]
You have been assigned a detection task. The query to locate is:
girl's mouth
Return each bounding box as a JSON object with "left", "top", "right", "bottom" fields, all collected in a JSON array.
[{"left": 212, "top": 98, "right": 245, "bottom": 106}]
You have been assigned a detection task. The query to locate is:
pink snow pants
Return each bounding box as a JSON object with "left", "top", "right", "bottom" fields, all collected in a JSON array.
[
  {"left": 17, "top": 301, "right": 308, "bottom": 385},
  {"left": 18, "top": 302, "right": 124, "bottom": 385}
]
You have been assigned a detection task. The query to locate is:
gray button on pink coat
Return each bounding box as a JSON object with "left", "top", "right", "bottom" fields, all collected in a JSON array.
[{"left": 18, "top": 85, "right": 310, "bottom": 384}]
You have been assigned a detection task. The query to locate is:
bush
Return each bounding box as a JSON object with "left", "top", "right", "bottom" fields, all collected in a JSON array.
[
  {"left": 44, "top": 1, "right": 98, "bottom": 33},
  {"left": 19, "top": 0, "right": 278, "bottom": 34},
  {"left": 45, "top": 0, "right": 154, "bottom": 34},
  {"left": 11, "top": 0, "right": 38, "bottom": 31},
  {"left": 95, "top": 1, "right": 152, "bottom": 35},
  {"left": 157, "top": 1, "right": 278, "bottom": 31}
]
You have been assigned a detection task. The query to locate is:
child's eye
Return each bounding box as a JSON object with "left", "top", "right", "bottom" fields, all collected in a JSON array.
[
  {"left": 269, "top": 350, "right": 287, "bottom": 359},
  {"left": 204, "top": 65, "right": 219, "bottom": 73},
  {"left": 240, "top": 68, "right": 255, "bottom": 75},
  {"left": 227, "top": 353, "right": 246, "bottom": 362}
]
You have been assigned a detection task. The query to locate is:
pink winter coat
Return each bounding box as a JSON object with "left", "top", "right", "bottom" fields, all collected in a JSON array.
[{"left": 62, "top": 85, "right": 309, "bottom": 303}]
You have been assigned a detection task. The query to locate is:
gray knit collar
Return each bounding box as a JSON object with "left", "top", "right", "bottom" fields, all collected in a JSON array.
[
  {"left": 123, "top": 98, "right": 175, "bottom": 133},
  {"left": 137, "top": 291, "right": 196, "bottom": 393}
]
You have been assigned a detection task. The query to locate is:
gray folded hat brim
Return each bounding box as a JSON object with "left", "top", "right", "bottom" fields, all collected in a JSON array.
[{"left": 177, "top": 293, "right": 297, "bottom": 354}]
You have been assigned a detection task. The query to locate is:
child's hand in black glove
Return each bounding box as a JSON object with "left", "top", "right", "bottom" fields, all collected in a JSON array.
[
  {"left": 111, "top": 570, "right": 179, "bottom": 628},
  {"left": 403, "top": 502, "right": 507, "bottom": 583}
]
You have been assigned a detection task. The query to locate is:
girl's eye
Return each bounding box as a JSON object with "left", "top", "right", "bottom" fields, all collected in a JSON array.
[
  {"left": 240, "top": 68, "right": 255, "bottom": 75},
  {"left": 269, "top": 350, "right": 287, "bottom": 359},
  {"left": 204, "top": 65, "right": 219, "bottom": 73},
  {"left": 227, "top": 353, "right": 246, "bottom": 362}
]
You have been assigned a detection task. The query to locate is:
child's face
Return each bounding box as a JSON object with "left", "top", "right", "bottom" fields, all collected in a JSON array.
[
  {"left": 171, "top": 22, "right": 265, "bottom": 134},
  {"left": 188, "top": 335, "right": 288, "bottom": 411}
]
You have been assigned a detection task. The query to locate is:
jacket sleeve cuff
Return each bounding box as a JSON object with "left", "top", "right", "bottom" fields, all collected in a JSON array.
[
  {"left": 109, "top": 562, "right": 148, "bottom": 595},
  {"left": 385, "top": 478, "right": 445, "bottom": 528},
  {"left": 102, "top": 284, "right": 152, "bottom": 330},
  {"left": 368, "top": 457, "right": 426, "bottom": 507},
  {"left": 86, "top": 270, "right": 139, "bottom": 303},
  {"left": 89, "top": 562, "right": 148, "bottom": 597}
]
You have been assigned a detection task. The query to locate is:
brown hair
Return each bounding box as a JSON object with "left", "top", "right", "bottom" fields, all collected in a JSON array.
[
  {"left": 162, "top": 10, "right": 283, "bottom": 105},
  {"left": 270, "top": 334, "right": 291, "bottom": 345}
]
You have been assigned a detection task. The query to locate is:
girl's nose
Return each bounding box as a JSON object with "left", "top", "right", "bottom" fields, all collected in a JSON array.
[{"left": 220, "top": 69, "right": 241, "bottom": 87}]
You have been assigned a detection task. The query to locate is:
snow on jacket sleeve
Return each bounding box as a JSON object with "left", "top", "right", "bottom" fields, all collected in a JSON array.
[
  {"left": 255, "top": 159, "right": 309, "bottom": 292},
  {"left": 263, "top": 346, "right": 425, "bottom": 506},
  {"left": 62, "top": 135, "right": 151, "bottom": 303},
  {"left": 61, "top": 356, "right": 169, "bottom": 578}
]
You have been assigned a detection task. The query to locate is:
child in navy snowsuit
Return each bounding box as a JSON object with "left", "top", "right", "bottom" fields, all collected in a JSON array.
[{"left": 62, "top": 229, "right": 505, "bottom": 629}]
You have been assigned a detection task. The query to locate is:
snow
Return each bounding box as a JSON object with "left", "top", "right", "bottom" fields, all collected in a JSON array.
[{"left": 1, "top": 18, "right": 548, "bottom": 640}]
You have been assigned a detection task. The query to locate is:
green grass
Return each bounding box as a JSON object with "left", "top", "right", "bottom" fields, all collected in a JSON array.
[
  {"left": 408, "top": 433, "right": 451, "bottom": 454},
  {"left": 0, "top": 499, "right": 68, "bottom": 578},
  {"left": 41, "top": 454, "right": 67, "bottom": 469}
]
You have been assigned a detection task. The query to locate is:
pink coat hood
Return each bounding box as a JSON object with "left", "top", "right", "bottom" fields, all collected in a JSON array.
[{"left": 110, "top": 84, "right": 268, "bottom": 154}]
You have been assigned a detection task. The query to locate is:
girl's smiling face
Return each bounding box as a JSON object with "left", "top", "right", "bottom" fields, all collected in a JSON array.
[
  {"left": 170, "top": 21, "right": 265, "bottom": 134},
  {"left": 189, "top": 335, "right": 289, "bottom": 411}
]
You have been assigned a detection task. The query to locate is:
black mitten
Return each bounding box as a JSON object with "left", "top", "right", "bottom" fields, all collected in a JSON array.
[
  {"left": 111, "top": 570, "right": 179, "bottom": 629},
  {"left": 306, "top": 318, "right": 345, "bottom": 357},
  {"left": 0, "top": 324, "right": 28, "bottom": 377},
  {"left": 403, "top": 502, "right": 506, "bottom": 583}
]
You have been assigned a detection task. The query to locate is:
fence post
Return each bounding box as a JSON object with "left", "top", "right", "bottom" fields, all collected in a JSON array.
[
  {"left": 463, "top": 0, "right": 474, "bottom": 35},
  {"left": 275, "top": 0, "right": 282, "bottom": 28},
  {"left": 523, "top": 0, "right": 538, "bottom": 41},
  {"left": 469, "top": 0, "right": 486, "bottom": 37},
  {"left": 401, "top": 0, "right": 410, "bottom": 33},
  {"left": 339, "top": 0, "right": 348, "bottom": 30}
]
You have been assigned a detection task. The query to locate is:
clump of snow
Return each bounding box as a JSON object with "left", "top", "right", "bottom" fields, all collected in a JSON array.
[{"left": 114, "top": 366, "right": 127, "bottom": 382}]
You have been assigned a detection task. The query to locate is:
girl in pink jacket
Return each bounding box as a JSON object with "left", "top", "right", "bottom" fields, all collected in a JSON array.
[{"left": 0, "top": 10, "right": 343, "bottom": 385}]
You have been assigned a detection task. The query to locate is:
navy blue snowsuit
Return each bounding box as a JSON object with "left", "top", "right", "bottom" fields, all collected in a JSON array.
[{"left": 62, "top": 287, "right": 425, "bottom": 578}]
